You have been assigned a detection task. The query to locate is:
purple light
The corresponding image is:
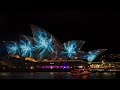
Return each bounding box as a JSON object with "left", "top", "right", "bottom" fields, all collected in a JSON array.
[{"left": 38, "top": 65, "right": 70, "bottom": 69}]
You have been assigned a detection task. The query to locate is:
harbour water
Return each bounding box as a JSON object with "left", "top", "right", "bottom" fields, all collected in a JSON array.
[{"left": 0, "top": 72, "right": 120, "bottom": 79}]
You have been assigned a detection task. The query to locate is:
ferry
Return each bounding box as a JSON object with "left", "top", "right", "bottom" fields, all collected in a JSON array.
[{"left": 71, "top": 68, "right": 91, "bottom": 75}]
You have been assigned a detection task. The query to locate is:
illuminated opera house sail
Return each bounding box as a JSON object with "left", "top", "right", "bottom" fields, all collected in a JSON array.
[{"left": 4, "top": 25, "right": 107, "bottom": 62}]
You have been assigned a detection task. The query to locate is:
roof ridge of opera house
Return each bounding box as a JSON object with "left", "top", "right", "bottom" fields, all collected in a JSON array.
[{"left": 4, "top": 24, "right": 107, "bottom": 62}]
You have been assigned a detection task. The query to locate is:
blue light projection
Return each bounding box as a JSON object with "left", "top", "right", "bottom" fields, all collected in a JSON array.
[
  {"left": 4, "top": 24, "right": 107, "bottom": 62},
  {"left": 32, "top": 27, "right": 57, "bottom": 59},
  {"left": 19, "top": 35, "right": 34, "bottom": 57},
  {"left": 5, "top": 41, "right": 20, "bottom": 55},
  {"left": 82, "top": 49, "right": 107, "bottom": 62},
  {"left": 60, "top": 40, "right": 80, "bottom": 58}
]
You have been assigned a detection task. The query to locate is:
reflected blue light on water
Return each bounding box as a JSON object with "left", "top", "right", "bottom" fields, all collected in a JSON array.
[{"left": 0, "top": 72, "right": 120, "bottom": 79}]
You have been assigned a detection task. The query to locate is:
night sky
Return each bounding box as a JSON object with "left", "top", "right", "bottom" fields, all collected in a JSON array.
[{"left": 0, "top": 8, "right": 120, "bottom": 56}]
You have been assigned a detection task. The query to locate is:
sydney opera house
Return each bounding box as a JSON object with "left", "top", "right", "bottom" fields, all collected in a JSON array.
[
  {"left": 4, "top": 25, "right": 107, "bottom": 63},
  {"left": 0, "top": 25, "right": 109, "bottom": 72}
]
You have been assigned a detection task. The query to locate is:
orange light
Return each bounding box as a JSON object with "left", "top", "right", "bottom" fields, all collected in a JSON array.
[{"left": 25, "top": 57, "right": 37, "bottom": 62}]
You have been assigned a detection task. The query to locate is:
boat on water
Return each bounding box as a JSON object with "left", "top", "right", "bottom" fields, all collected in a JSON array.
[{"left": 71, "top": 68, "right": 91, "bottom": 75}]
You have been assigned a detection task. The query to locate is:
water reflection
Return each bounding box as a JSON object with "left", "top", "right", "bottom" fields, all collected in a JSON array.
[
  {"left": 0, "top": 72, "right": 120, "bottom": 79},
  {"left": 71, "top": 74, "right": 89, "bottom": 79},
  {"left": 89, "top": 72, "right": 116, "bottom": 79}
]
